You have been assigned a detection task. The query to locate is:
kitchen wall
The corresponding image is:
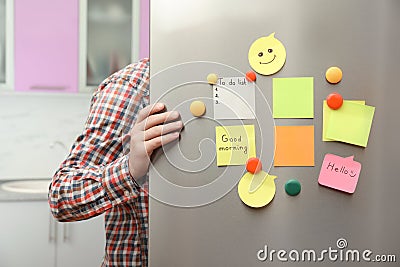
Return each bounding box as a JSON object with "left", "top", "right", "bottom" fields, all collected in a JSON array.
[
  {"left": 0, "top": 0, "right": 149, "bottom": 180},
  {"left": 0, "top": 93, "right": 92, "bottom": 179}
]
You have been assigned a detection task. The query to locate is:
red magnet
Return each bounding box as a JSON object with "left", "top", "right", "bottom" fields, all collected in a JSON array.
[
  {"left": 246, "top": 71, "right": 257, "bottom": 82},
  {"left": 246, "top": 157, "right": 262, "bottom": 174},
  {"left": 326, "top": 93, "right": 343, "bottom": 110}
]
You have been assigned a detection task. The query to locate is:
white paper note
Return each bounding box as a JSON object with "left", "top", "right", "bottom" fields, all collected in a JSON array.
[{"left": 213, "top": 77, "right": 256, "bottom": 120}]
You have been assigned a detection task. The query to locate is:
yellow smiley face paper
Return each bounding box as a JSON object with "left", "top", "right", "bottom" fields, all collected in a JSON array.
[
  {"left": 248, "top": 33, "right": 286, "bottom": 75},
  {"left": 238, "top": 171, "right": 277, "bottom": 208}
]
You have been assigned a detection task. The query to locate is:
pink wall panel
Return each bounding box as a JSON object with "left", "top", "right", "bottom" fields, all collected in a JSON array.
[{"left": 14, "top": 0, "right": 78, "bottom": 93}]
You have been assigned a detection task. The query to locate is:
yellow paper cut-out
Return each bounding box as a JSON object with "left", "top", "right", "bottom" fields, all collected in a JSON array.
[
  {"left": 215, "top": 125, "right": 256, "bottom": 166},
  {"left": 238, "top": 171, "right": 277, "bottom": 208},
  {"left": 325, "top": 102, "right": 375, "bottom": 147},
  {"left": 248, "top": 33, "right": 286, "bottom": 76},
  {"left": 322, "top": 100, "right": 365, "bottom": 141},
  {"left": 248, "top": 169, "right": 267, "bottom": 193}
]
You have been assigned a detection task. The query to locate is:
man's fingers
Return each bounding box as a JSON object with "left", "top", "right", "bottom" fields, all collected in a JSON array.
[
  {"left": 145, "top": 132, "right": 180, "bottom": 153},
  {"left": 144, "top": 120, "right": 183, "bottom": 141},
  {"left": 141, "top": 110, "right": 180, "bottom": 130},
  {"left": 136, "top": 103, "right": 165, "bottom": 123}
]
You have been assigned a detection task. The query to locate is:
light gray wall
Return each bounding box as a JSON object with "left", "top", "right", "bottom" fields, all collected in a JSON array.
[{"left": 0, "top": 93, "right": 91, "bottom": 179}]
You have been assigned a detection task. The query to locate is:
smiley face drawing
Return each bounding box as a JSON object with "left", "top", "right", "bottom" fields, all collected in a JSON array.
[{"left": 248, "top": 33, "right": 286, "bottom": 75}]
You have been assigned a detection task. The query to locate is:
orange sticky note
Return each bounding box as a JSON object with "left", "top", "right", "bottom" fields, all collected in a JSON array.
[{"left": 274, "top": 125, "right": 314, "bottom": 166}]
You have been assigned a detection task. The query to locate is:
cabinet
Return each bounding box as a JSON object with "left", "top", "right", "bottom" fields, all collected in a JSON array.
[
  {"left": 3, "top": 0, "right": 147, "bottom": 93},
  {"left": 79, "top": 0, "right": 140, "bottom": 92},
  {"left": 14, "top": 0, "right": 79, "bottom": 93},
  {"left": 0, "top": 0, "right": 14, "bottom": 90},
  {"left": 0, "top": 201, "right": 55, "bottom": 266},
  {"left": 56, "top": 216, "right": 106, "bottom": 267},
  {"left": 0, "top": 201, "right": 105, "bottom": 267},
  {"left": 139, "top": 0, "right": 149, "bottom": 60}
]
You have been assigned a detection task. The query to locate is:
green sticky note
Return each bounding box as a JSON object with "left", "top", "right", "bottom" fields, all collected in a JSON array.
[
  {"left": 326, "top": 102, "right": 375, "bottom": 147},
  {"left": 273, "top": 77, "right": 314, "bottom": 118},
  {"left": 322, "top": 100, "right": 365, "bottom": 141}
]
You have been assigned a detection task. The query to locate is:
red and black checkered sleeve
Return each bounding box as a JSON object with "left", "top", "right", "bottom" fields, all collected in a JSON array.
[{"left": 49, "top": 60, "right": 149, "bottom": 222}]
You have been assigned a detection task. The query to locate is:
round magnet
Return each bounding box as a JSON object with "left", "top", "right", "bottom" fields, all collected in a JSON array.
[
  {"left": 285, "top": 179, "right": 301, "bottom": 196},
  {"left": 207, "top": 73, "right": 218, "bottom": 85},
  {"left": 246, "top": 157, "right": 262, "bottom": 174},
  {"left": 190, "top": 100, "right": 206, "bottom": 117},
  {"left": 326, "top": 92, "right": 343, "bottom": 110},
  {"left": 245, "top": 71, "right": 257, "bottom": 82},
  {"left": 325, "top": 66, "right": 343, "bottom": 84}
]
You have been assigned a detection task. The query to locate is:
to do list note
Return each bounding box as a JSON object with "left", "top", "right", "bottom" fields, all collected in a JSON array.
[{"left": 213, "top": 77, "right": 256, "bottom": 120}]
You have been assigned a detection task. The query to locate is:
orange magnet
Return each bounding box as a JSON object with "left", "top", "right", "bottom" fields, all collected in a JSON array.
[
  {"left": 246, "top": 71, "right": 257, "bottom": 82},
  {"left": 207, "top": 73, "right": 218, "bottom": 85},
  {"left": 246, "top": 157, "right": 262, "bottom": 174},
  {"left": 190, "top": 100, "right": 206, "bottom": 117},
  {"left": 326, "top": 93, "right": 343, "bottom": 110},
  {"left": 325, "top": 66, "right": 343, "bottom": 84}
]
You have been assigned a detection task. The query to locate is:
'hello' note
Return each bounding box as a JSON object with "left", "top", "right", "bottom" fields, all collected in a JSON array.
[{"left": 318, "top": 154, "right": 362, "bottom": 194}]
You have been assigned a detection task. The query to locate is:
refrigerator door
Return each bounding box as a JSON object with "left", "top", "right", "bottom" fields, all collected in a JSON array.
[{"left": 149, "top": 0, "right": 400, "bottom": 266}]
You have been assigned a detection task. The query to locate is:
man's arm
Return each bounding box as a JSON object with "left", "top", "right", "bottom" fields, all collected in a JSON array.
[
  {"left": 49, "top": 72, "right": 147, "bottom": 222},
  {"left": 49, "top": 61, "right": 183, "bottom": 222}
]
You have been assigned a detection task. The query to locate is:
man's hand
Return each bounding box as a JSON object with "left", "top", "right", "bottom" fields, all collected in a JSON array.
[{"left": 128, "top": 103, "right": 183, "bottom": 179}]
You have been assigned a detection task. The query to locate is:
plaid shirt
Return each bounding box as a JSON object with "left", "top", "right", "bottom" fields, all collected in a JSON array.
[{"left": 49, "top": 59, "right": 150, "bottom": 266}]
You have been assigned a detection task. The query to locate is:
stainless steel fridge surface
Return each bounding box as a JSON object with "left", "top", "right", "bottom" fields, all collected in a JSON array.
[{"left": 149, "top": 0, "right": 400, "bottom": 266}]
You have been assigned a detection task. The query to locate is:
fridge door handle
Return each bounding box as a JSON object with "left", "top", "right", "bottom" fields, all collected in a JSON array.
[
  {"left": 63, "top": 223, "right": 69, "bottom": 242},
  {"left": 48, "top": 213, "right": 58, "bottom": 243},
  {"left": 29, "top": 85, "right": 67, "bottom": 90}
]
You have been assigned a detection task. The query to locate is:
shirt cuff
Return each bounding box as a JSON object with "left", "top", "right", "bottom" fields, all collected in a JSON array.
[{"left": 102, "top": 155, "right": 141, "bottom": 205}]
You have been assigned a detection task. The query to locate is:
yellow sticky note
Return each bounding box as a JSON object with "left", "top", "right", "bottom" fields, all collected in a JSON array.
[
  {"left": 215, "top": 125, "right": 256, "bottom": 166},
  {"left": 274, "top": 125, "right": 314, "bottom": 166},
  {"left": 326, "top": 102, "right": 375, "bottom": 147},
  {"left": 238, "top": 171, "right": 277, "bottom": 208},
  {"left": 273, "top": 77, "right": 314, "bottom": 118},
  {"left": 323, "top": 100, "right": 365, "bottom": 141}
]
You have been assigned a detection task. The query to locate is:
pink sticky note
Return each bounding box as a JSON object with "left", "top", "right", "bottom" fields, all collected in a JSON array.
[{"left": 318, "top": 154, "right": 362, "bottom": 194}]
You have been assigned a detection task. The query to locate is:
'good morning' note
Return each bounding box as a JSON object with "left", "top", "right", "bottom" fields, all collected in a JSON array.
[
  {"left": 215, "top": 125, "right": 256, "bottom": 166},
  {"left": 318, "top": 154, "right": 362, "bottom": 194}
]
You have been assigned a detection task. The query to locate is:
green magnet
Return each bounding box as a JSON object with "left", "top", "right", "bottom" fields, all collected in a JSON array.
[{"left": 285, "top": 179, "right": 301, "bottom": 196}]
